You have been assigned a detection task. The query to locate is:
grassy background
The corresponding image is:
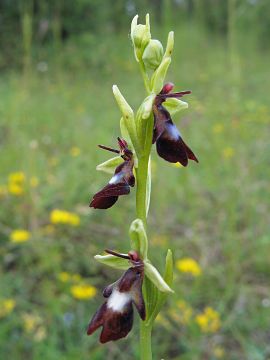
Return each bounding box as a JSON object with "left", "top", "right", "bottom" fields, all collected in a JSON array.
[{"left": 0, "top": 17, "right": 270, "bottom": 360}]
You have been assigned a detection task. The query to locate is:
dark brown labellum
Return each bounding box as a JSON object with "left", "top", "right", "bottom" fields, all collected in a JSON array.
[
  {"left": 87, "top": 250, "right": 145, "bottom": 343},
  {"left": 90, "top": 138, "right": 135, "bottom": 209},
  {"left": 153, "top": 83, "right": 198, "bottom": 167}
]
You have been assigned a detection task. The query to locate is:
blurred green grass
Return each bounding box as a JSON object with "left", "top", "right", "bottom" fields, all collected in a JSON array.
[{"left": 0, "top": 23, "right": 270, "bottom": 360}]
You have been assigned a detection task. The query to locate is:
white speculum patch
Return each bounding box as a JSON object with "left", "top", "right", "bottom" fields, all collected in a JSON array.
[
  {"left": 109, "top": 172, "right": 122, "bottom": 185},
  {"left": 107, "top": 290, "right": 131, "bottom": 312},
  {"left": 167, "top": 123, "right": 180, "bottom": 140}
]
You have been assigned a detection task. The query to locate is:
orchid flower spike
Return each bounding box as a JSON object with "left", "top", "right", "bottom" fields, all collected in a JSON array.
[
  {"left": 152, "top": 83, "right": 199, "bottom": 166},
  {"left": 87, "top": 250, "right": 145, "bottom": 343},
  {"left": 90, "top": 138, "right": 135, "bottom": 209}
]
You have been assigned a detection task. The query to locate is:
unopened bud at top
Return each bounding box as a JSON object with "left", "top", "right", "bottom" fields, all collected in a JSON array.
[
  {"left": 131, "top": 14, "right": 151, "bottom": 61},
  {"left": 142, "top": 39, "right": 164, "bottom": 71}
]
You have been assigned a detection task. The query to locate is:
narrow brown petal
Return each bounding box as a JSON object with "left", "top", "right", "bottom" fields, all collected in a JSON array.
[{"left": 87, "top": 303, "right": 107, "bottom": 335}]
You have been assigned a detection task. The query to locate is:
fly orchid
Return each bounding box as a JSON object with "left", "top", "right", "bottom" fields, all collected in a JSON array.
[
  {"left": 89, "top": 14, "right": 199, "bottom": 359},
  {"left": 152, "top": 82, "right": 199, "bottom": 166},
  {"left": 90, "top": 138, "right": 135, "bottom": 209},
  {"left": 87, "top": 250, "right": 145, "bottom": 343}
]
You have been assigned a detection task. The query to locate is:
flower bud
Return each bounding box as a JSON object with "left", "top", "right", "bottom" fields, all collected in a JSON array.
[
  {"left": 142, "top": 39, "right": 164, "bottom": 71},
  {"left": 131, "top": 14, "right": 151, "bottom": 61},
  {"left": 129, "top": 219, "right": 148, "bottom": 259}
]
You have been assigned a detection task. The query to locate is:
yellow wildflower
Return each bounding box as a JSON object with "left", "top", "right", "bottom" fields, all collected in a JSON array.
[
  {"left": 222, "top": 147, "right": 235, "bottom": 159},
  {"left": 176, "top": 257, "right": 201, "bottom": 276},
  {"left": 212, "top": 124, "right": 224, "bottom": 134},
  {"left": 50, "top": 209, "right": 80, "bottom": 226},
  {"left": 8, "top": 171, "right": 26, "bottom": 195},
  {"left": 58, "top": 272, "right": 70, "bottom": 282},
  {"left": 30, "top": 176, "right": 39, "bottom": 188},
  {"left": 176, "top": 300, "right": 193, "bottom": 324},
  {"left": 0, "top": 299, "right": 16, "bottom": 317},
  {"left": 71, "top": 284, "right": 97, "bottom": 300},
  {"left": 58, "top": 272, "right": 81, "bottom": 283},
  {"left": 70, "top": 146, "right": 81, "bottom": 157},
  {"left": 8, "top": 172, "right": 25, "bottom": 184},
  {"left": 172, "top": 162, "right": 183, "bottom": 168},
  {"left": 213, "top": 346, "right": 225, "bottom": 358},
  {"left": 8, "top": 183, "right": 24, "bottom": 195},
  {"left": 10, "top": 229, "right": 31, "bottom": 243},
  {"left": 195, "top": 307, "right": 221, "bottom": 333}
]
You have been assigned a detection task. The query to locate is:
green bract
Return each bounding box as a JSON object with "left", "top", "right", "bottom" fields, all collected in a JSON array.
[
  {"left": 151, "top": 57, "right": 171, "bottom": 94},
  {"left": 135, "top": 94, "right": 155, "bottom": 151},
  {"left": 112, "top": 85, "right": 141, "bottom": 156},
  {"left": 144, "top": 260, "right": 174, "bottom": 293},
  {"left": 147, "top": 249, "right": 174, "bottom": 325}
]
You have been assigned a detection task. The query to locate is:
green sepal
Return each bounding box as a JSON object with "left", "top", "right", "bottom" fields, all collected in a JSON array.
[
  {"left": 94, "top": 254, "right": 130, "bottom": 270},
  {"left": 163, "top": 98, "right": 188, "bottom": 116},
  {"left": 129, "top": 219, "right": 148, "bottom": 259},
  {"left": 112, "top": 84, "right": 134, "bottom": 119},
  {"left": 96, "top": 156, "right": 123, "bottom": 174},
  {"left": 163, "top": 249, "right": 174, "bottom": 288},
  {"left": 144, "top": 259, "right": 174, "bottom": 293}
]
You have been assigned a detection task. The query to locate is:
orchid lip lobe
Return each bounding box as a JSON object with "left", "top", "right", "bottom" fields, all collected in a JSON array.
[
  {"left": 87, "top": 249, "right": 145, "bottom": 343},
  {"left": 90, "top": 138, "right": 135, "bottom": 209},
  {"left": 152, "top": 85, "right": 198, "bottom": 166}
]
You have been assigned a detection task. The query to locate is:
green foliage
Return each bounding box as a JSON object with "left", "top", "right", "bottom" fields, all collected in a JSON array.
[
  {"left": 1, "top": 0, "right": 270, "bottom": 70},
  {"left": 0, "top": 15, "right": 270, "bottom": 360}
]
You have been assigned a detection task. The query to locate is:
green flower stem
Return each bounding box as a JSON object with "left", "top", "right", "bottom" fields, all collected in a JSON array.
[
  {"left": 136, "top": 155, "right": 153, "bottom": 360},
  {"left": 136, "top": 60, "right": 153, "bottom": 360},
  {"left": 140, "top": 322, "right": 153, "bottom": 360},
  {"left": 136, "top": 155, "right": 149, "bottom": 227},
  {"left": 139, "top": 61, "right": 151, "bottom": 95}
]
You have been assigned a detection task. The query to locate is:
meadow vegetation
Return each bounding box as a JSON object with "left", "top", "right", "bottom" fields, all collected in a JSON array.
[{"left": 0, "top": 7, "right": 270, "bottom": 360}]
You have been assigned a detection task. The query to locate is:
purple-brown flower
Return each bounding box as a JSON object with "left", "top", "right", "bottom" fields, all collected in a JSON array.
[
  {"left": 87, "top": 250, "right": 145, "bottom": 343},
  {"left": 152, "top": 82, "right": 198, "bottom": 166},
  {"left": 90, "top": 138, "right": 135, "bottom": 209}
]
